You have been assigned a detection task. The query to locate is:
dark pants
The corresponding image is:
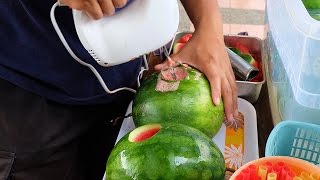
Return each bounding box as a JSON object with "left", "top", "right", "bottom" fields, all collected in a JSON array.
[{"left": 0, "top": 78, "right": 133, "bottom": 180}]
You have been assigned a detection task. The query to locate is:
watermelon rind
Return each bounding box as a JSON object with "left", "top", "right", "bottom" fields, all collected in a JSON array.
[{"left": 106, "top": 123, "right": 226, "bottom": 180}]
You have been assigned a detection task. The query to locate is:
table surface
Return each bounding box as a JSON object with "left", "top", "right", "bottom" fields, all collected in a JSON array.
[{"left": 253, "top": 82, "right": 274, "bottom": 157}]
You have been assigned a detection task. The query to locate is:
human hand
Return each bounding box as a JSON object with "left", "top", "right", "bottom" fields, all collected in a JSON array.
[
  {"left": 154, "top": 32, "right": 238, "bottom": 121},
  {"left": 59, "top": 0, "right": 128, "bottom": 19}
]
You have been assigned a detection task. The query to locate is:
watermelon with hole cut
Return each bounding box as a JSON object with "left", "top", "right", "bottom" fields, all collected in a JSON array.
[
  {"left": 132, "top": 65, "right": 225, "bottom": 138},
  {"left": 105, "top": 123, "right": 225, "bottom": 180}
]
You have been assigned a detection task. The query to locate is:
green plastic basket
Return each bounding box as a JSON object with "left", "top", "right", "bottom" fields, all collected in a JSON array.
[{"left": 265, "top": 121, "right": 320, "bottom": 165}]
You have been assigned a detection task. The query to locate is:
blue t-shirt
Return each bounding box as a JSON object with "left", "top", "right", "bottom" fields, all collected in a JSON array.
[{"left": 0, "top": 0, "right": 142, "bottom": 105}]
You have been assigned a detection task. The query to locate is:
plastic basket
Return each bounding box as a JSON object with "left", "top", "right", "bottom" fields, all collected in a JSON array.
[
  {"left": 229, "top": 156, "right": 320, "bottom": 180},
  {"left": 265, "top": 121, "right": 320, "bottom": 165}
]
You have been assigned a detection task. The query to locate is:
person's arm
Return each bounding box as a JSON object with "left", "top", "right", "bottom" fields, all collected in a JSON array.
[{"left": 156, "top": 0, "right": 238, "bottom": 121}]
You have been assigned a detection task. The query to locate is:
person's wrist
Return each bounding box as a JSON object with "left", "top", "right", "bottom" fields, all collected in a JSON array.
[
  {"left": 193, "top": 20, "right": 224, "bottom": 43},
  {"left": 193, "top": 28, "right": 225, "bottom": 48}
]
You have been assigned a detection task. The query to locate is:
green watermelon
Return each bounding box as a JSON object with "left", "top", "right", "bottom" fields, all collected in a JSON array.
[
  {"left": 106, "top": 123, "right": 226, "bottom": 180},
  {"left": 303, "top": 0, "right": 320, "bottom": 9},
  {"left": 302, "top": 0, "right": 320, "bottom": 20},
  {"left": 132, "top": 65, "right": 225, "bottom": 138},
  {"left": 308, "top": 9, "right": 320, "bottom": 20}
]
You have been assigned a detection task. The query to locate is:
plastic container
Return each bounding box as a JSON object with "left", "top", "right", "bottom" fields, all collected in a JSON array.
[
  {"left": 169, "top": 32, "right": 266, "bottom": 103},
  {"left": 266, "top": 0, "right": 320, "bottom": 125},
  {"left": 265, "top": 121, "right": 320, "bottom": 166},
  {"left": 229, "top": 156, "right": 320, "bottom": 180},
  {"left": 225, "top": 35, "right": 266, "bottom": 103}
]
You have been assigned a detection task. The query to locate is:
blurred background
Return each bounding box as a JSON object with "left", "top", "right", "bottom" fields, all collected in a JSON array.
[{"left": 178, "top": 0, "right": 266, "bottom": 39}]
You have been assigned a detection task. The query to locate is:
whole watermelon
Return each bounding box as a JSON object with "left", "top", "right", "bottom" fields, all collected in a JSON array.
[
  {"left": 106, "top": 123, "right": 226, "bottom": 180},
  {"left": 132, "top": 65, "right": 225, "bottom": 138}
]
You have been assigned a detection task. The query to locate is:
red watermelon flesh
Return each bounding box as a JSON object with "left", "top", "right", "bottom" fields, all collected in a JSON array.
[
  {"left": 160, "top": 66, "right": 189, "bottom": 81},
  {"left": 178, "top": 33, "right": 193, "bottom": 43},
  {"left": 129, "top": 124, "right": 161, "bottom": 142}
]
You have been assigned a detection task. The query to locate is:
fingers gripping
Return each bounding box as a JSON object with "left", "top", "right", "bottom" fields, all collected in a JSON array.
[{"left": 60, "top": 0, "right": 129, "bottom": 19}]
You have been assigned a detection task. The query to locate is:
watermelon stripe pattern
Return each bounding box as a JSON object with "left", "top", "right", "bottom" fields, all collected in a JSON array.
[
  {"left": 106, "top": 123, "right": 225, "bottom": 179},
  {"left": 132, "top": 67, "right": 225, "bottom": 138}
]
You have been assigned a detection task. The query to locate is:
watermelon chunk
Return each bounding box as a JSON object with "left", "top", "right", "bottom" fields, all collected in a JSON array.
[
  {"left": 173, "top": 42, "right": 185, "bottom": 54},
  {"left": 178, "top": 33, "right": 193, "bottom": 43}
]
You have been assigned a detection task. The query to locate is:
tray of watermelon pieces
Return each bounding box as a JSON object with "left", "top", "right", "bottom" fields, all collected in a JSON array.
[
  {"left": 169, "top": 32, "right": 266, "bottom": 103},
  {"left": 103, "top": 98, "right": 259, "bottom": 180}
]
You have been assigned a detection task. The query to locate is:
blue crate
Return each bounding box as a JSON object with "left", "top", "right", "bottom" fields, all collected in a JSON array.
[{"left": 265, "top": 121, "right": 320, "bottom": 165}]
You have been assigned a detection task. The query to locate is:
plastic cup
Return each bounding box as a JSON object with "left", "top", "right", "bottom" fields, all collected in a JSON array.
[
  {"left": 267, "top": 172, "right": 277, "bottom": 180},
  {"left": 300, "top": 171, "right": 312, "bottom": 180},
  {"left": 248, "top": 164, "right": 257, "bottom": 180},
  {"left": 236, "top": 174, "right": 244, "bottom": 180},
  {"left": 280, "top": 166, "right": 290, "bottom": 180},
  {"left": 258, "top": 165, "right": 268, "bottom": 180},
  {"left": 272, "top": 165, "right": 282, "bottom": 178},
  {"left": 241, "top": 168, "right": 250, "bottom": 179},
  {"left": 293, "top": 177, "right": 302, "bottom": 180},
  {"left": 285, "top": 171, "right": 295, "bottom": 180},
  {"left": 265, "top": 162, "right": 273, "bottom": 173},
  {"left": 310, "top": 172, "right": 320, "bottom": 180}
]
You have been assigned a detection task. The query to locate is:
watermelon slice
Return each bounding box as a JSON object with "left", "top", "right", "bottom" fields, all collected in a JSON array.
[
  {"left": 234, "top": 43, "right": 250, "bottom": 54},
  {"left": 229, "top": 47, "right": 259, "bottom": 68},
  {"left": 178, "top": 33, "right": 193, "bottom": 43},
  {"left": 173, "top": 42, "right": 185, "bottom": 54}
]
